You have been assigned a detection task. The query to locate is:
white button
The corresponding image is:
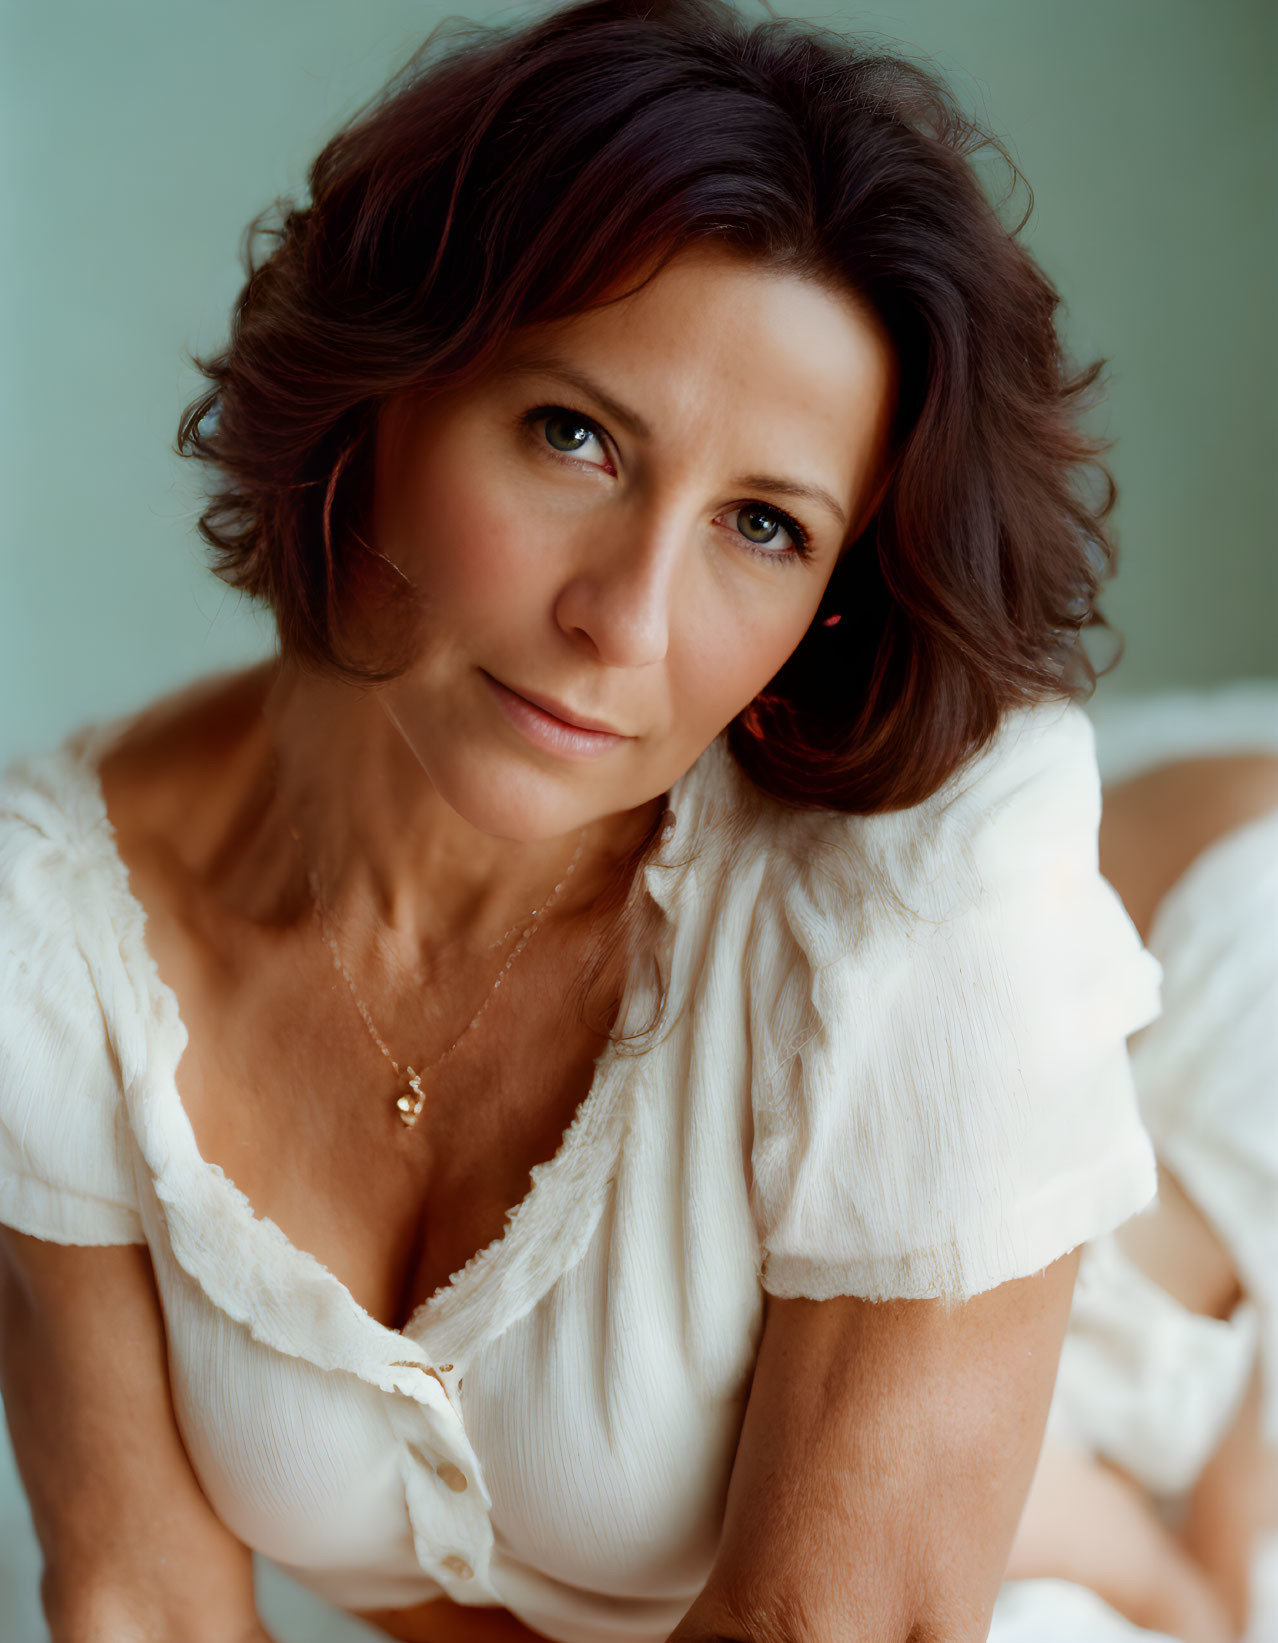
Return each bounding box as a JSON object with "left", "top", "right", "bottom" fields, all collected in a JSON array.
[{"left": 441, "top": 1553, "right": 473, "bottom": 1579}]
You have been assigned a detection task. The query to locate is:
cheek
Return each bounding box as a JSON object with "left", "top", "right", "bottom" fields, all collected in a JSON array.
[
  {"left": 683, "top": 609, "right": 810, "bottom": 724},
  {"left": 397, "top": 458, "right": 552, "bottom": 617}
]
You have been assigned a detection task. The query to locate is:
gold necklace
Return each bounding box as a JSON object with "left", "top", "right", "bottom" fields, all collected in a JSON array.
[{"left": 287, "top": 819, "right": 588, "bottom": 1128}]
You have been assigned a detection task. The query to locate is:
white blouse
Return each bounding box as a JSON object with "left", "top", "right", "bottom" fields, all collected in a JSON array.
[{"left": 0, "top": 694, "right": 1162, "bottom": 1643}]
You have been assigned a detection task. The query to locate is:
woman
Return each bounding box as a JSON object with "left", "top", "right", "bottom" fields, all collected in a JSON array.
[{"left": 0, "top": 1, "right": 1164, "bottom": 1639}]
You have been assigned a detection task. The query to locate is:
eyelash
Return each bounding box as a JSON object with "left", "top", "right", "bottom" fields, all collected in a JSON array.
[{"left": 519, "top": 404, "right": 815, "bottom": 565}]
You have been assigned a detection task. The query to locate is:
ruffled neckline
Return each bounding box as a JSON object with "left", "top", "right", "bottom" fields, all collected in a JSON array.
[{"left": 35, "top": 709, "right": 734, "bottom": 1378}]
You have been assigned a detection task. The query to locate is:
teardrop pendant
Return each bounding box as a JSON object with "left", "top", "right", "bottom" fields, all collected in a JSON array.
[{"left": 396, "top": 1067, "right": 426, "bottom": 1129}]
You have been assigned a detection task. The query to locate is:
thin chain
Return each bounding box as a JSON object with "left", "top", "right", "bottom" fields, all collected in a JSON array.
[{"left": 285, "top": 810, "right": 587, "bottom": 1129}]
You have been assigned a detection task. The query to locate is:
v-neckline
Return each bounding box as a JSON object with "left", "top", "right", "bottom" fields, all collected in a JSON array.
[{"left": 63, "top": 711, "right": 715, "bottom": 1369}]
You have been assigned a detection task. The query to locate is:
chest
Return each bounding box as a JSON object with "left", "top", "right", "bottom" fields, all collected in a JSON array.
[
  {"left": 140, "top": 872, "right": 629, "bottom": 1334},
  {"left": 109, "top": 785, "right": 772, "bottom": 1621},
  {"left": 152, "top": 1192, "right": 763, "bottom": 1620},
  {"left": 148, "top": 1098, "right": 765, "bottom": 1614}
]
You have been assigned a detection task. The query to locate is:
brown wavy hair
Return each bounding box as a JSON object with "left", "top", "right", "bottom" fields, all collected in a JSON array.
[{"left": 179, "top": 0, "right": 1120, "bottom": 824}]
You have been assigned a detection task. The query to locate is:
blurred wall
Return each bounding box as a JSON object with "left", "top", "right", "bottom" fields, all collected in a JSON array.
[{"left": 2, "top": 0, "right": 1275, "bottom": 766}]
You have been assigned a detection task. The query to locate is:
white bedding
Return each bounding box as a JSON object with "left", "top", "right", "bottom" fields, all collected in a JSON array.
[{"left": 1007, "top": 680, "right": 1278, "bottom": 1643}]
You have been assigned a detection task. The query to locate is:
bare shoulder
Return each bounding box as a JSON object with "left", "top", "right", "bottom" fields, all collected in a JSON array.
[
  {"left": 97, "top": 662, "right": 274, "bottom": 858},
  {"left": 1100, "top": 751, "right": 1278, "bottom": 941}
]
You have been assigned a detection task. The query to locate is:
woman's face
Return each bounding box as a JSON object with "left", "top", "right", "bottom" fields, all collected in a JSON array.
[{"left": 370, "top": 243, "right": 897, "bottom": 841}]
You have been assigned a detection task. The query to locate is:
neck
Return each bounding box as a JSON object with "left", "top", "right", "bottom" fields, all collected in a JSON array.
[{"left": 251, "top": 660, "right": 660, "bottom": 966}]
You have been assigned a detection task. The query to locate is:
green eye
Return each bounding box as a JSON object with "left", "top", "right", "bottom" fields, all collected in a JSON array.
[
  {"left": 540, "top": 410, "right": 600, "bottom": 454},
  {"left": 522, "top": 402, "right": 813, "bottom": 564},
  {"left": 729, "top": 503, "right": 811, "bottom": 561},
  {"left": 737, "top": 506, "right": 786, "bottom": 547}
]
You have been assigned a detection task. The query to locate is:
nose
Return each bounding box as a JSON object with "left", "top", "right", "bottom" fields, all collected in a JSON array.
[{"left": 552, "top": 504, "right": 683, "bottom": 670}]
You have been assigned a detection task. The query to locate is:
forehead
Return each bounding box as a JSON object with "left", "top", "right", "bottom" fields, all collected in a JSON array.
[{"left": 504, "top": 246, "right": 892, "bottom": 410}]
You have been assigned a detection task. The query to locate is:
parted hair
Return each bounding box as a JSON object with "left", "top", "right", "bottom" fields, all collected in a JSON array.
[{"left": 179, "top": 0, "right": 1119, "bottom": 820}]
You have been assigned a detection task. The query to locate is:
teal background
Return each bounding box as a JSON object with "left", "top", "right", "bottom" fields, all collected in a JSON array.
[
  {"left": 1, "top": 0, "right": 1276, "bottom": 771},
  {"left": 1, "top": 1, "right": 1275, "bottom": 1638}
]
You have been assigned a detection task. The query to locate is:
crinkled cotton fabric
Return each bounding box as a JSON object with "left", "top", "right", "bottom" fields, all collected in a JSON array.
[
  {"left": 1032, "top": 690, "right": 1278, "bottom": 1643},
  {"left": 1132, "top": 805, "right": 1278, "bottom": 1450},
  {"left": 988, "top": 1577, "right": 1181, "bottom": 1643},
  {"left": 0, "top": 696, "right": 1161, "bottom": 1641},
  {"left": 1048, "top": 1232, "right": 1260, "bottom": 1497},
  {"left": 1050, "top": 683, "right": 1278, "bottom": 1503},
  {"left": 1049, "top": 801, "right": 1278, "bottom": 1484}
]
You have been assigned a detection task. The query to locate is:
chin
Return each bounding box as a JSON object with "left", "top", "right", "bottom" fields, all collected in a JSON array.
[{"left": 441, "top": 756, "right": 603, "bottom": 843}]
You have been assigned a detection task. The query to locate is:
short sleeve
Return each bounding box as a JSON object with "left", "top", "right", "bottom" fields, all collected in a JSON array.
[
  {"left": 0, "top": 759, "right": 146, "bottom": 1246},
  {"left": 747, "top": 699, "right": 1163, "bottom": 1303}
]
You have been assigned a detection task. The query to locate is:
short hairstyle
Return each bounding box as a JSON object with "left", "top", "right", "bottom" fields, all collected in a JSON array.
[{"left": 179, "top": 0, "right": 1120, "bottom": 816}]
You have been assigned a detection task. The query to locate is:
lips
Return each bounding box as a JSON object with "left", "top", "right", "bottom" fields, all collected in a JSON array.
[{"left": 491, "top": 675, "right": 629, "bottom": 738}]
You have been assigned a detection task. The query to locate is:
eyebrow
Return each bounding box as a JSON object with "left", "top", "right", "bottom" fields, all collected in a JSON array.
[{"left": 503, "top": 350, "right": 850, "bottom": 532}]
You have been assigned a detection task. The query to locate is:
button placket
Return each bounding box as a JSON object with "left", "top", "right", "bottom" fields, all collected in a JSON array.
[
  {"left": 404, "top": 1438, "right": 475, "bottom": 1498},
  {"left": 390, "top": 1358, "right": 455, "bottom": 1404},
  {"left": 389, "top": 1359, "right": 477, "bottom": 1448},
  {"left": 398, "top": 1448, "right": 496, "bottom": 1596},
  {"left": 388, "top": 1395, "right": 486, "bottom": 1497},
  {"left": 386, "top": 1353, "right": 495, "bottom": 1595}
]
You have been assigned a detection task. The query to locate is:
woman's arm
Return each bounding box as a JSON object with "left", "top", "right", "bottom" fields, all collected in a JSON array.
[
  {"left": 0, "top": 1226, "right": 273, "bottom": 1643},
  {"left": 669, "top": 1251, "right": 1081, "bottom": 1643}
]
